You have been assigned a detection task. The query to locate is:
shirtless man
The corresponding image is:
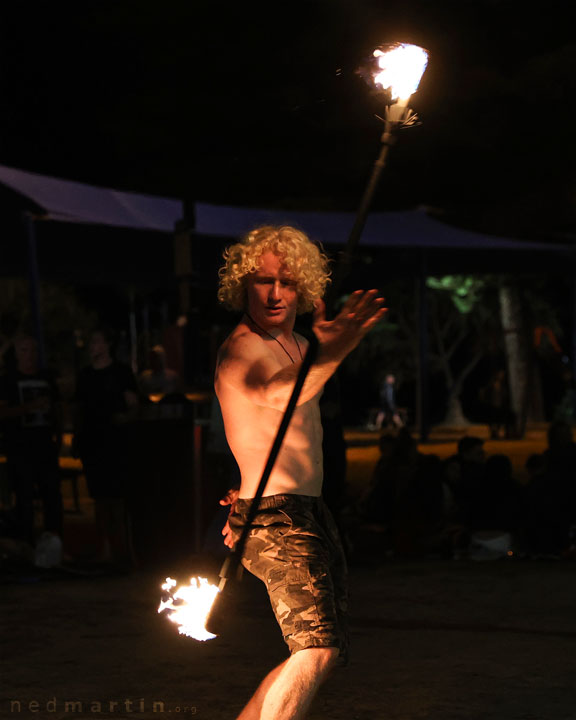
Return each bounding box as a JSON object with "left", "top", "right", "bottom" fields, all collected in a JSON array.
[{"left": 215, "top": 225, "right": 385, "bottom": 720}]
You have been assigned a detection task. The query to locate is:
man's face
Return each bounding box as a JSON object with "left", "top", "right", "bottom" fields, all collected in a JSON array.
[{"left": 245, "top": 251, "right": 298, "bottom": 329}]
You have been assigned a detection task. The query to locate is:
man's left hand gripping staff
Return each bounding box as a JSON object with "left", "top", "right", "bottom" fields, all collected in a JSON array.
[{"left": 220, "top": 487, "right": 240, "bottom": 549}]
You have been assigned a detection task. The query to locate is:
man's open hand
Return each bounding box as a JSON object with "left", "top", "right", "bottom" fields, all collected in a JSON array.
[{"left": 313, "top": 289, "right": 387, "bottom": 363}]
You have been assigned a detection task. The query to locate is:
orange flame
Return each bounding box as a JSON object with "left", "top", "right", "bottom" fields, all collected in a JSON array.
[
  {"left": 158, "top": 576, "right": 220, "bottom": 641},
  {"left": 373, "top": 43, "right": 428, "bottom": 102}
]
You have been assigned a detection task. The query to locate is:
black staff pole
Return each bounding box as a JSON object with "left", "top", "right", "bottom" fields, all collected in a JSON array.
[{"left": 326, "top": 118, "right": 398, "bottom": 312}]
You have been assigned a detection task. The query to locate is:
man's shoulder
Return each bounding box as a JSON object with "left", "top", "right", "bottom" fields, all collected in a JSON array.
[
  {"left": 218, "top": 324, "right": 265, "bottom": 362},
  {"left": 215, "top": 324, "right": 273, "bottom": 396}
]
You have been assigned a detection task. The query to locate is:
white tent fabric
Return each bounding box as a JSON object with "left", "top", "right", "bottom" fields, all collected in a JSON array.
[
  {"left": 194, "top": 202, "right": 572, "bottom": 253},
  {"left": 0, "top": 164, "right": 183, "bottom": 232}
]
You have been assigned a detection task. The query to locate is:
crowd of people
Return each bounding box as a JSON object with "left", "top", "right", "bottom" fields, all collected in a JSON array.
[
  {"left": 355, "top": 422, "right": 576, "bottom": 561},
  {"left": 1, "top": 328, "right": 575, "bottom": 572},
  {"left": 0, "top": 329, "right": 186, "bottom": 571}
]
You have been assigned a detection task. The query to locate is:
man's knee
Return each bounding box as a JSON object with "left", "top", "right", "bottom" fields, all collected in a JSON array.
[
  {"left": 297, "top": 646, "right": 340, "bottom": 673},
  {"left": 320, "top": 646, "right": 340, "bottom": 668}
]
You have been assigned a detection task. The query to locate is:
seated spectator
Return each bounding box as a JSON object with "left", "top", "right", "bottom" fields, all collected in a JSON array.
[
  {"left": 479, "top": 454, "right": 520, "bottom": 532},
  {"left": 545, "top": 419, "right": 576, "bottom": 528},
  {"left": 438, "top": 454, "right": 471, "bottom": 557},
  {"left": 454, "top": 436, "right": 486, "bottom": 527},
  {"left": 360, "top": 428, "right": 449, "bottom": 557},
  {"left": 457, "top": 435, "right": 486, "bottom": 465},
  {"left": 521, "top": 451, "right": 570, "bottom": 557},
  {"left": 441, "top": 454, "right": 464, "bottom": 521},
  {"left": 525, "top": 452, "right": 546, "bottom": 482},
  {"left": 520, "top": 420, "right": 576, "bottom": 557},
  {"left": 357, "top": 432, "right": 397, "bottom": 526},
  {"left": 138, "top": 345, "right": 183, "bottom": 398},
  {"left": 544, "top": 419, "right": 576, "bottom": 477}
]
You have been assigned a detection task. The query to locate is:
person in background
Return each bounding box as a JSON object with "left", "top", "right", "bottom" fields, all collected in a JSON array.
[
  {"left": 454, "top": 436, "right": 486, "bottom": 529},
  {"left": 0, "top": 334, "right": 63, "bottom": 548},
  {"left": 479, "top": 454, "right": 520, "bottom": 533},
  {"left": 73, "top": 328, "right": 139, "bottom": 570},
  {"left": 374, "top": 373, "right": 404, "bottom": 431},
  {"left": 138, "top": 344, "right": 183, "bottom": 397},
  {"left": 478, "top": 368, "right": 515, "bottom": 439},
  {"left": 540, "top": 420, "right": 576, "bottom": 555}
]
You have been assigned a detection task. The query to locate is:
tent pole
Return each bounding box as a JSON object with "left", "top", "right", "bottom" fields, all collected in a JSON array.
[
  {"left": 23, "top": 212, "right": 46, "bottom": 369},
  {"left": 416, "top": 249, "right": 429, "bottom": 442},
  {"left": 572, "top": 271, "right": 576, "bottom": 408},
  {"left": 128, "top": 287, "right": 138, "bottom": 375}
]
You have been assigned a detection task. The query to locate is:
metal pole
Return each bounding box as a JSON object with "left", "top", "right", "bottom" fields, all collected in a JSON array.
[
  {"left": 572, "top": 272, "right": 576, "bottom": 406},
  {"left": 193, "top": 417, "right": 203, "bottom": 553},
  {"left": 23, "top": 212, "right": 47, "bottom": 369},
  {"left": 128, "top": 287, "right": 138, "bottom": 374},
  {"left": 416, "top": 249, "right": 429, "bottom": 442}
]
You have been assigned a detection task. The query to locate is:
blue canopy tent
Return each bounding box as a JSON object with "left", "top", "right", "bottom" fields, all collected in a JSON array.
[
  {"left": 0, "top": 164, "right": 184, "bottom": 368},
  {"left": 0, "top": 164, "right": 183, "bottom": 230},
  {"left": 194, "top": 201, "right": 573, "bottom": 254}
]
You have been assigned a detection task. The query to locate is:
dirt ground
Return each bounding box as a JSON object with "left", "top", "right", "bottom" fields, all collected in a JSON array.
[
  {"left": 2, "top": 554, "right": 576, "bottom": 720},
  {"left": 2, "top": 424, "right": 575, "bottom": 720}
]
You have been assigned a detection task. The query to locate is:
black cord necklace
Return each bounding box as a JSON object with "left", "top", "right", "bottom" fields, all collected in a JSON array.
[{"left": 245, "top": 313, "right": 303, "bottom": 364}]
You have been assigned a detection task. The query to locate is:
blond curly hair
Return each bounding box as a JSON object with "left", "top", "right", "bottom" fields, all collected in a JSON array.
[{"left": 217, "top": 225, "right": 331, "bottom": 313}]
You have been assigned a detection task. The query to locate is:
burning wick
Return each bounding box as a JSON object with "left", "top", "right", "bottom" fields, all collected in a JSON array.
[
  {"left": 158, "top": 576, "right": 220, "bottom": 641},
  {"left": 372, "top": 43, "right": 428, "bottom": 103}
]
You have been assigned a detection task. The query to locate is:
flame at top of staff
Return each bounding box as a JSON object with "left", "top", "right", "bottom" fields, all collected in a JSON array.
[{"left": 372, "top": 43, "right": 428, "bottom": 103}]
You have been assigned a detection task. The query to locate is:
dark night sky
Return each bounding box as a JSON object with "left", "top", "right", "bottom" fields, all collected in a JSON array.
[{"left": 1, "top": 0, "right": 576, "bottom": 241}]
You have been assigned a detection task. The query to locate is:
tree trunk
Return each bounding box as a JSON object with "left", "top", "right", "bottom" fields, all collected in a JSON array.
[
  {"left": 499, "top": 281, "right": 530, "bottom": 438},
  {"left": 440, "top": 353, "right": 482, "bottom": 427},
  {"left": 442, "top": 392, "right": 471, "bottom": 427}
]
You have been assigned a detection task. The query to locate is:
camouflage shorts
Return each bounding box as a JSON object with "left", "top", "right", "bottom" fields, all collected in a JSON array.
[{"left": 229, "top": 494, "right": 349, "bottom": 660}]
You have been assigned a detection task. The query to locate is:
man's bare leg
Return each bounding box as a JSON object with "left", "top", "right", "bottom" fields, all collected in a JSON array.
[{"left": 237, "top": 647, "right": 339, "bottom": 720}]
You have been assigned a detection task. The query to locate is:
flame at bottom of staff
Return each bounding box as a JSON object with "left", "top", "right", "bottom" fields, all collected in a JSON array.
[{"left": 158, "top": 577, "right": 220, "bottom": 641}]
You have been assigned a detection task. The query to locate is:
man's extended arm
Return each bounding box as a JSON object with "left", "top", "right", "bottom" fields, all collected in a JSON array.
[{"left": 218, "top": 290, "right": 386, "bottom": 412}]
